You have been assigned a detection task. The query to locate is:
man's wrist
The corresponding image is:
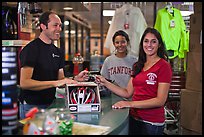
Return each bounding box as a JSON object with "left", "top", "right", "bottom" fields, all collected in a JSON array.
[
  {"left": 72, "top": 75, "right": 78, "bottom": 81},
  {"left": 72, "top": 76, "right": 75, "bottom": 80},
  {"left": 69, "top": 76, "right": 75, "bottom": 80}
]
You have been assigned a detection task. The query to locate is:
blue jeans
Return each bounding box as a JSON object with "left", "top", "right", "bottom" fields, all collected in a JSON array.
[
  {"left": 129, "top": 116, "right": 165, "bottom": 135},
  {"left": 19, "top": 103, "right": 50, "bottom": 119}
]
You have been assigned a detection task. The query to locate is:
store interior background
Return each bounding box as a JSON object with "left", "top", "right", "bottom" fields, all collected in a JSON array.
[
  {"left": 3, "top": 2, "right": 196, "bottom": 73},
  {"left": 40, "top": 2, "right": 193, "bottom": 56},
  {"left": 3, "top": 2, "right": 194, "bottom": 57},
  {"left": 2, "top": 2, "right": 202, "bottom": 135}
]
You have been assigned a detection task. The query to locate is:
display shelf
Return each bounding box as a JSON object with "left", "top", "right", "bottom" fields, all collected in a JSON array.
[{"left": 2, "top": 40, "right": 29, "bottom": 47}]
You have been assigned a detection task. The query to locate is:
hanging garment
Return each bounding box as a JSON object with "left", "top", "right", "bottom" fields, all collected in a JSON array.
[
  {"left": 104, "top": 4, "right": 147, "bottom": 58},
  {"left": 154, "top": 7, "right": 189, "bottom": 59},
  {"left": 179, "top": 30, "right": 189, "bottom": 58}
]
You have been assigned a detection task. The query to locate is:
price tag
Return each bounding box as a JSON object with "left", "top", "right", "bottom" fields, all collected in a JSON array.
[{"left": 170, "top": 20, "right": 175, "bottom": 28}]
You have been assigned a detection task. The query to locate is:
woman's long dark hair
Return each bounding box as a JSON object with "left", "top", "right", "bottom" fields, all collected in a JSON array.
[{"left": 132, "top": 27, "right": 168, "bottom": 77}]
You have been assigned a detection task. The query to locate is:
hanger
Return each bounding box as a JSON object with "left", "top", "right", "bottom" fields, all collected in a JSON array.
[{"left": 165, "top": 2, "right": 173, "bottom": 14}]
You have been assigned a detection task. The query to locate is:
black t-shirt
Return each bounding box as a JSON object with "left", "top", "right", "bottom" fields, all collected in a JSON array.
[{"left": 19, "top": 38, "right": 64, "bottom": 105}]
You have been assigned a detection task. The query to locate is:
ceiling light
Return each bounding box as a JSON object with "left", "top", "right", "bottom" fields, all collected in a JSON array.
[
  {"left": 180, "top": 11, "right": 194, "bottom": 16},
  {"left": 82, "top": 2, "right": 101, "bottom": 4},
  {"left": 64, "top": 21, "right": 69, "bottom": 25},
  {"left": 103, "top": 10, "right": 115, "bottom": 16},
  {"left": 63, "top": 7, "right": 73, "bottom": 11},
  {"left": 65, "top": 30, "right": 75, "bottom": 34},
  {"left": 181, "top": 2, "right": 194, "bottom": 5}
]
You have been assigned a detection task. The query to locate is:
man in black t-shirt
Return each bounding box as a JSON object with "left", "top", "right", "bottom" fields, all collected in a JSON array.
[{"left": 19, "top": 11, "right": 88, "bottom": 119}]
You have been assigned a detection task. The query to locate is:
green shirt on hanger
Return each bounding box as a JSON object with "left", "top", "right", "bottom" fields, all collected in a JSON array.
[{"left": 154, "top": 7, "right": 189, "bottom": 59}]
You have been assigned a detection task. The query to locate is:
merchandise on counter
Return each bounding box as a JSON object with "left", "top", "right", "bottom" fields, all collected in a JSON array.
[
  {"left": 65, "top": 82, "right": 101, "bottom": 113},
  {"left": 22, "top": 108, "right": 74, "bottom": 135}
]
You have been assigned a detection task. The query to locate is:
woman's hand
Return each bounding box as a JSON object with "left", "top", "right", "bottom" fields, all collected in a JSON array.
[
  {"left": 112, "top": 100, "right": 132, "bottom": 109},
  {"left": 95, "top": 75, "right": 108, "bottom": 85}
]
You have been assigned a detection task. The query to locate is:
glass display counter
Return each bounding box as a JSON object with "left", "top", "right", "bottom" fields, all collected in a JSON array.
[{"left": 48, "top": 93, "right": 129, "bottom": 135}]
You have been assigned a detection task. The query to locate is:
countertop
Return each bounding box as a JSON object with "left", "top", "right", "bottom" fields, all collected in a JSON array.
[{"left": 50, "top": 89, "right": 130, "bottom": 135}]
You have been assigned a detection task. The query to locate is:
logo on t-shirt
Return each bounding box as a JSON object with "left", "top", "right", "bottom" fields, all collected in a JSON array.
[
  {"left": 146, "top": 73, "right": 157, "bottom": 85},
  {"left": 108, "top": 66, "right": 132, "bottom": 76},
  {"left": 52, "top": 53, "right": 60, "bottom": 58}
]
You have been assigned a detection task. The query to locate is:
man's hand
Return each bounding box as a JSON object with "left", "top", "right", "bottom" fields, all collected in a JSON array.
[
  {"left": 75, "top": 70, "right": 89, "bottom": 82},
  {"left": 55, "top": 78, "right": 77, "bottom": 87}
]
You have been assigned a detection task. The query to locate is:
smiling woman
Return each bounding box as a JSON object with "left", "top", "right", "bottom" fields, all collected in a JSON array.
[
  {"left": 96, "top": 27, "right": 172, "bottom": 135},
  {"left": 100, "top": 30, "right": 138, "bottom": 89}
]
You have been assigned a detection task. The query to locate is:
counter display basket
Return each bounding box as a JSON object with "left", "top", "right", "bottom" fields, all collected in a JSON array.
[{"left": 65, "top": 82, "right": 101, "bottom": 113}]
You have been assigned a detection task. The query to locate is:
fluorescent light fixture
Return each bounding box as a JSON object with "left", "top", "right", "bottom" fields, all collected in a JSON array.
[
  {"left": 180, "top": 11, "right": 194, "bottom": 16},
  {"left": 83, "top": 2, "right": 110, "bottom": 4},
  {"left": 63, "top": 7, "right": 73, "bottom": 10},
  {"left": 181, "top": 2, "right": 194, "bottom": 5},
  {"left": 83, "top": 2, "right": 101, "bottom": 4},
  {"left": 103, "top": 10, "right": 115, "bottom": 16}
]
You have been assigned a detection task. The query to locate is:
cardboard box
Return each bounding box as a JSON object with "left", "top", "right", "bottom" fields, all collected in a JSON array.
[
  {"left": 189, "top": 33, "right": 202, "bottom": 53},
  {"left": 179, "top": 126, "right": 202, "bottom": 135},
  {"left": 190, "top": 13, "right": 202, "bottom": 34},
  {"left": 185, "top": 52, "right": 202, "bottom": 91},
  {"left": 180, "top": 89, "right": 202, "bottom": 133},
  {"left": 194, "top": 2, "right": 202, "bottom": 14},
  {"left": 65, "top": 82, "right": 101, "bottom": 113}
]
